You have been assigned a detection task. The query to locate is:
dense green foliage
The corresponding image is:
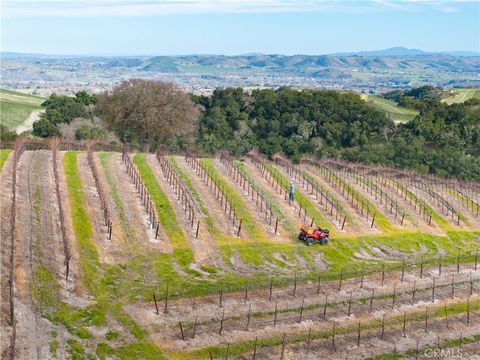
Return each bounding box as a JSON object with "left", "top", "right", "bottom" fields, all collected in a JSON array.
[
  {"left": 0, "top": 124, "right": 18, "bottom": 142},
  {"left": 195, "top": 87, "right": 389, "bottom": 160},
  {"left": 380, "top": 85, "right": 443, "bottom": 110},
  {"left": 194, "top": 87, "right": 480, "bottom": 180},
  {"left": 32, "top": 92, "right": 94, "bottom": 137}
]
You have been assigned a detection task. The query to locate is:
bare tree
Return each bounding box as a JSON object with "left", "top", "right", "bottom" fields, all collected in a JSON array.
[{"left": 95, "top": 79, "right": 198, "bottom": 148}]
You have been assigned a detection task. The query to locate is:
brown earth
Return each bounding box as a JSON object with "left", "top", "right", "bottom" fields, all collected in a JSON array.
[{"left": 146, "top": 154, "right": 219, "bottom": 266}]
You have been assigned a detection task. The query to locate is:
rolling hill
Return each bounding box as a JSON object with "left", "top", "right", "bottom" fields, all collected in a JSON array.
[
  {"left": 360, "top": 94, "right": 419, "bottom": 123},
  {"left": 0, "top": 89, "right": 44, "bottom": 131}
]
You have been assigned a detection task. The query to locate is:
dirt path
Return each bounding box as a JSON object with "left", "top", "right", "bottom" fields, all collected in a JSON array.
[
  {"left": 97, "top": 152, "right": 171, "bottom": 260},
  {"left": 15, "top": 109, "right": 44, "bottom": 134},
  {"left": 213, "top": 158, "right": 284, "bottom": 242},
  {"left": 0, "top": 151, "right": 14, "bottom": 356},
  {"left": 12, "top": 150, "right": 69, "bottom": 359},
  {"left": 146, "top": 154, "right": 217, "bottom": 266},
  {"left": 57, "top": 151, "right": 89, "bottom": 301}
]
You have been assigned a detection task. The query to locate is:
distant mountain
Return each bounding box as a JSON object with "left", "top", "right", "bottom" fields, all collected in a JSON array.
[
  {"left": 2, "top": 50, "right": 479, "bottom": 94},
  {"left": 334, "top": 47, "right": 479, "bottom": 57}
]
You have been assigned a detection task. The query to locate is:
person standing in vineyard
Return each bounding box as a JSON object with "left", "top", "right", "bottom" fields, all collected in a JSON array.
[{"left": 289, "top": 182, "right": 295, "bottom": 202}]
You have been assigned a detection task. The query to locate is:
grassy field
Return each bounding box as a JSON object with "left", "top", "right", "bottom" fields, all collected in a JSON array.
[
  {"left": 0, "top": 149, "right": 12, "bottom": 170},
  {"left": 0, "top": 89, "right": 44, "bottom": 130},
  {"left": 361, "top": 94, "right": 418, "bottom": 123},
  {"left": 441, "top": 88, "right": 480, "bottom": 105}
]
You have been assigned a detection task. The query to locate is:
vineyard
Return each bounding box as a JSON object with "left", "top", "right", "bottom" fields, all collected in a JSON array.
[{"left": 0, "top": 142, "right": 479, "bottom": 359}]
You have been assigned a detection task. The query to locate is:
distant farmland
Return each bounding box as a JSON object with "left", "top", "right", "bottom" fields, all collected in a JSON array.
[
  {"left": 0, "top": 89, "right": 44, "bottom": 131},
  {"left": 442, "top": 88, "right": 480, "bottom": 105},
  {"left": 360, "top": 94, "right": 418, "bottom": 123}
]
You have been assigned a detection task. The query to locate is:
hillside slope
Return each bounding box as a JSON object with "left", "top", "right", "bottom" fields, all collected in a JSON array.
[{"left": 0, "top": 89, "right": 44, "bottom": 131}]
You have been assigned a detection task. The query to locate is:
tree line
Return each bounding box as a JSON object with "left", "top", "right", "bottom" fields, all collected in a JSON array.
[{"left": 23, "top": 80, "right": 480, "bottom": 180}]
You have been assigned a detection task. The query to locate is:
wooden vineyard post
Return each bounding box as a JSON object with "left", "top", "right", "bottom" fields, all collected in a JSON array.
[
  {"left": 177, "top": 321, "right": 185, "bottom": 341},
  {"left": 316, "top": 274, "right": 321, "bottom": 294},
  {"left": 420, "top": 256, "right": 424, "bottom": 279},
  {"left": 412, "top": 281, "right": 417, "bottom": 303},
  {"left": 273, "top": 300, "right": 278, "bottom": 327},
  {"left": 192, "top": 316, "right": 198, "bottom": 339},
  {"left": 298, "top": 297, "right": 305, "bottom": 322},
  {"left": 323, "top": 293, "right": 328, "bottom": 319},
  {"left": 153, "top": 293, "right": 159, "bottom": 315},
  {"left": 371, "top": 213, "right": 376, "bottom": 228},
  {"left": 381, "top": 264, "right": 385, "bottom": 286},
  {"left": 237, "top": 219, "right": 242, "bottom": 237},
  {"left": 475, "top": 249, "right": 478, "bottom": 271},
  {"left": 357, "top": 321, "right": 361, "bottom": 347},
  {"left": 269, "top": 279, "right": 273, "bottom": 301},
  {"left": 219, "top": 309, "right": 225, "bottom": 335},
  {"left": 225, "top": 343, "right": 230, "bottom": 360},
  {"left": 244, "top": 284, "right": 248, "bottom": 303},
  {"left": 467, "top": 297, "right": 470, "bottom": 326},
  {"left": 164, "top": 284, "right": 169, "bottom": 314},
  {"left": 246, "top": 303, "right": 251, "bottom": 330},
  {"left": 331, "top": 322, "right": 336, "bottom": 351},
  {"left": 274, "top": 218, "right": 279, "bottom": 234},
  {"left": 347, "top": 291, "right": 353, "bottom": 317},
  {"left": 219, "top": 285, "right": 224, "bottom": 308},
  {"left": 400, "top": 212, "right": 405, "bottom": 226},
  {"left": 293, "top": 273, "right": 297, "bottom": 296},
  {"left": 392, "top": 284, "right": 396, "bottom": 309},
  {"left": 280, "top": 333, "right": 286, "bottom": 360},
  {"left": 306, "top": 328, "right": 312, "bottom": 355},
  {"left": 401, "top": 260, "right": 405, "bottom": 282},
  {"left": 338, "top": 269, "right": 343, "bottom": 291},
  {"left": 252, "top": 337, "right": 258, "bottom": 360},
  {"left": 470, "top": 272, "right": 474, "bottom": 296},
  {"left": 443, "top": 301, "right": 449, "bottom": 329},
  {"left": 432, "top": 278, "right": 436, "bottom": 303},
  {"left": 195, "top": 221, "right": 200, "bottom": 238}
]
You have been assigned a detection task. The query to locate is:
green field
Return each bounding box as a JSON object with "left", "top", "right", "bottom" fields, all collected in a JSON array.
[
  {"left": 441, "top": 88, "right": 480, "bottom": 105},
  {"left": 0, "top": 89, "right": 44, "bottom": 130},
  {"left": 361, "top": 94, "right": 419, "bottom": 123}
]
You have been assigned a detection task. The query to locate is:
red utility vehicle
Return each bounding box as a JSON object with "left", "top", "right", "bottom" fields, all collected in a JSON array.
[{"left": 298, "top": 225, "right": 330, "bottom": 246}]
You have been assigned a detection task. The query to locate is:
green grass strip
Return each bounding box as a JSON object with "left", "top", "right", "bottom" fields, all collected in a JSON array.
[
  {"left": 98, "top": 152, "right": 138, "bottom": 255},
  {"left": 63, "top": 151, "right": 101, "bottom": 294},
  {"left": 0, "top": 149, "right": 12, "bottom": 171},
  {"left": 133, "top": 154, "right": 194, "bottom": 270}
]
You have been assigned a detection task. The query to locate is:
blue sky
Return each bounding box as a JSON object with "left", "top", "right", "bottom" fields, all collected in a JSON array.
[{"left": 1, "top": 0, "right": 479, "bottom": 55}]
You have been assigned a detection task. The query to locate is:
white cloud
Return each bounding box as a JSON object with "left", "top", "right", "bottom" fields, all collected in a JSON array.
[{"left": 1, "top": 0, "right": 475, "bottom": 17}]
